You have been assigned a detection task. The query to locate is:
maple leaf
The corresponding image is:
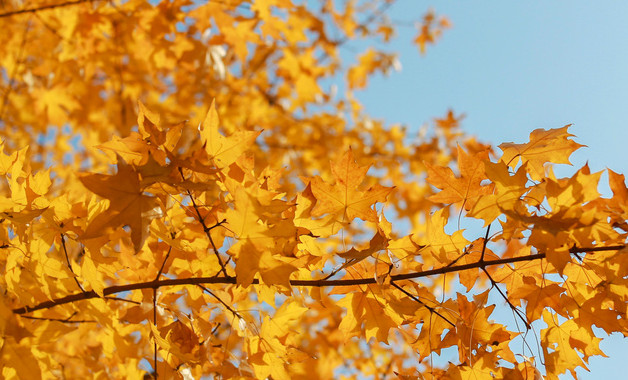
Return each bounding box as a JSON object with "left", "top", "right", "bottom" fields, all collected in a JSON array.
[
  {"left": 96, "top": 133, "right": 154, "bottom": 166},
  {"left": 294, "top": 183, "right": 344, "bottom": 237},
  {"left": 541, "top": 310, "right": 588, "bottom": 378},
  {"left": 79, "top": 158, "right": 162, "bottom": 252},
  {"left": 441, "top": 291, "right": 514, "bottom": 361},
  {"left": 200, "top": 100, "right": 261, "bottom": 169},
  {"left": 468, "top": 161, "right": 529, "bottom": 225},
  {"left": 456, "top": 357, "right": 502, "bottom": 380},
  {"left": 338, "top": 291, "right": 402, "bottom": 343},
  {"left": 151, "top": 320, "right": 201, "bottom": 364},
  {"left": 337, "top": 230, "right": 388, "bottom": 270},
  {"left": 3, "top": 1, "right": 628, "bottom": 378},
  {"left": 309, "top": 149, "right": 393, "bottom": 223},
  {"left": 434, "top": 109, "right": 464, "bottom": 130},
  {"left": 499, "top": 125, "right": 585, "bottom": 180},
  {"left": 509, "top": 280, "right": 564, "bottom": 321},
  {"left": 413, "top": 10, "right": 450, "bottom": 55},
  {"left": 545, "top": 163, "right": 602, "bottom": 211},
  {"left": 426, "top": 146, "right": 492, "bottom": 209},
  {"left": 234, "top": 242, "right": 299, "bottom": 288},
  {"left": 33, "top": 84, "right": 80, "bottom": 125},
  {"left": 425, "top": 208, "right": 470, "bottom": 263},
  {"left": 137, "top": 101, "right": 183, "bottom": 156}
]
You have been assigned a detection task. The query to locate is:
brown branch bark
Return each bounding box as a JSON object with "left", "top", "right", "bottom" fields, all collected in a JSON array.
[
  {"left": 0, "top": 0, "right": 99, "bottom": 18},
  {"left": 12, "top": 244, "right": 625, "bottom": 315}
]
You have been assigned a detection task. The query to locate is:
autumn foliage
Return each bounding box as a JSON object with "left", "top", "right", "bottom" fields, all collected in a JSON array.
[{"left": 0, "top": 0, "right": 626, "bottom": 379}]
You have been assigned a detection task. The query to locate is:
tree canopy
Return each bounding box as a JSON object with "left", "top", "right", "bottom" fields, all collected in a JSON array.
[{"left": 0, "top": 0, "right": 626, "bottom": 379}]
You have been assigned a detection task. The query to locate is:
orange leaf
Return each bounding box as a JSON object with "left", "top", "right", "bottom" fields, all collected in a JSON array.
[
  {"left": 541, "top": 310, "right": 587, "bottom": 377},
  {"left": 426, "top": 146, "right": 492, "bottom": 209},
  {"left": 79, "top": 158, "right": 162, "bottom": 252},
  {"left": 309, "top": 149, "right": 393, "bottom": 222},
  {"left": 499, "top": 125, "right": 584, "bottom": 180},
  {"left": 338, "top": 230, "right": 388, "bottom": 270},
  {"left": 200, "top": 100, "right": 261, "bottom": 169}
]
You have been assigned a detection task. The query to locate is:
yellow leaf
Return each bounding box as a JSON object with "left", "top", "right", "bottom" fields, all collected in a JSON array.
[
  {"left": 338, "top": 231, "right": 388, "bottom": 270},
  {"left": 151, "top": 320, "right": 201, "bottom": 364},
  {"left": 339, "top": 291, "right": 401, "bottom": 343},
  {"left": 1, "top": 337, "right": 42, "bottom": 380},
  {"left": 499, "top": 126, "right": 584, "bottom": 181},
  {"left": 541, "top": 310, "right": 587, "bottom": 377},
  {"left": 309, "top": 149, "right": 393, "bottom": 222},
  {"left": 426, "top": 146, "right": 492, "bottom": 208},
  {"left": 81, "top": 254, "right": 104, "bottom": 297},
  {"left": 200, "top": 100, "right": 261, "bottom": 169},
  {"left": 427, "top": 208, "right": 469, "bottom": 263},
  {"left": 79, "top": 158, "right": 162, "bottom": 252}
]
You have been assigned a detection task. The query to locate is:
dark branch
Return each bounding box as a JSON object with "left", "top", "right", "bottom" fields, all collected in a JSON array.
[
  {"left": 0, "top": 0, "right": 99, "bottom": 18},
  {"left": 12, "top": 244, "right": 626, "bottom": 315}
]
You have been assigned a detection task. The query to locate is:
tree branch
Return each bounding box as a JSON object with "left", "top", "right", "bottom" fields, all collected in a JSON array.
[
  {"left": 12, "top": 244, "right": 625, "bottom": 315},
  {"left": 0, "top": 0, "right": 99, "bottom": 18}
]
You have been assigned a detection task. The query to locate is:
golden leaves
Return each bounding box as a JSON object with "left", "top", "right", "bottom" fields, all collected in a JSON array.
[
  {"left": 0, "top": 92, "right": 624, "bottom": 380},
  {"left": 79, "top": 158, "right": 162, "bottom": 252},
  {"left": 499, "top": 126, "right": 584, "bottom": 180},
  {"left": 426, "top": 146, "right": 492, "bottom": 209},
  {"left": 1, "top": 337, "right": 42, "bottom": 380},
  {"left": 541, "top": 311, "right": 589, "bottom": 378},
  {"left": 0, "top": 1, "right": 626, "bottom": 378},
  {"left": 414, "top": 10, "right": 451, "bottom": 55},
  {"left": 200, "top": 100, "right": 261, "bottom": 169},
  {"left": 309, "top": 149, "right": 393, "bottom": 223},
  {"left": 338, "top": 291, "right": 401, "bottom": 343}
]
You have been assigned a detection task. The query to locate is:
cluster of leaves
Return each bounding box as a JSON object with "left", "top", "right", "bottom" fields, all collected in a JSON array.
[{"left": 0, "top": 0, "right": 626, "bottom": 379}]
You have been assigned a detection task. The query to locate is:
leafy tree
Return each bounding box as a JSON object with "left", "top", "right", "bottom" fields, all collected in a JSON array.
[{"left": 0, "top": 0, "right": 625, "bottom": 379}]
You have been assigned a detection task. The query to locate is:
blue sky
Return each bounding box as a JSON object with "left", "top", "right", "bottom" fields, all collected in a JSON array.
[{"left": 354, "top": 2, "right": 628, "bottom": 378}]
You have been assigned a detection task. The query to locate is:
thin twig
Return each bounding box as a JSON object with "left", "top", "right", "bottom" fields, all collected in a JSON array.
[
  {"left": 178, "top": 168, "right": 228, "bottom": 276},
  {"left": 482, "top": 267, "right": 530, "bottom": 330},
  {"left": 477, "top": 224, "right": 530, "bottom": 328},
  {"left": 60, "top": 233, "right": 85, "bottom": 292},
  {"left": 103, "top": 296, "right": 140, "bottom": 305},
  {"left": 19, "top": 314, "right": 96, "bottom": 323},
  {"left": 390, "top": 281, "right": 455, "bottom": 327},
  {"left": 153, "top": 286, "right": 158, "bottom": 379},
  {"left": 198, "top": 284, "right": 243, "bottom": 320},
  {"left": 154, "top": 244, "right": 173, "bottom": 282},
  {"left": 479, "top": 224, "right": 491, "bottom": 262}
]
